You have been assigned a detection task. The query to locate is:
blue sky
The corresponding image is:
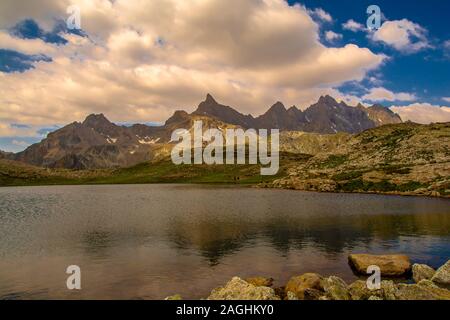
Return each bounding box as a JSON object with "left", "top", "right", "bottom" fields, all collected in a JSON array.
[
  {"left": 294, "top": 0, "right": 450, "bottom": 105},
  {"left": 0, "top": 0, "right": 449, "bottom": 152}
]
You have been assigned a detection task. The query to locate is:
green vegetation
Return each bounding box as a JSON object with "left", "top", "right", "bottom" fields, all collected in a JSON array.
[
  {"left": 94, "top": 161, "right": 284, "bottom": 185},
  {"left": 379, "top": 164, "right": 412, "bottom": 175},
  {"left": 337, "top": 179, "right": 427, "bottom": 193},
  {"left": 332, "top": 170, "right": 364, "bottom": 181},
  {"left": 1, "top": 152, "right": 308, "bottom": 187},
  {"left": 379, "top": 128, "right": 414, "bottom": 149},
  {"left": 317, "top": 155, "right": 348, "bottom": 169}
]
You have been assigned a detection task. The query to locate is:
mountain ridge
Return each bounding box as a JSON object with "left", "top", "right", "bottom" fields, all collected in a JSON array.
[
  {"left": 191, "top": 94, "right": 402, "bottom": 133},
  {"left": 8, "top": 94, "right": 403, "bottom": 169},
  {"left": 2, "top": 122, "right": 448, "bottom": 198}
]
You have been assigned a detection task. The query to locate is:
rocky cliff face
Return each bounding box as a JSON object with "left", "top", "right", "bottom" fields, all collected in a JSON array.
[
  {"left": 10, "top": 94, "right": 403, "bottom": 169},
  {"left": 13, "top": 115, "right": 158, "bottom": 169},
  {"left": 192, "top": 94, "right": 402, "bottom": 133},
  {"left": 11, "top": 105, "right": 242, "bottom": 169},
  {"left": 360, "top": 103, "right": 402, "bottom": 126},
  {"left": 298, "top": 96, "right": 376, "bottom": 134},
  {"left": 192, "top": 94, "right": 255, "bottom": 128},
  {"left": 254, "top": 102, "right": 302, "bottom": 130}
]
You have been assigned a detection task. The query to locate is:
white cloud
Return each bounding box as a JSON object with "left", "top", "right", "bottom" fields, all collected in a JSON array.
[
  {"left": 0, "top": 0, "right": 66, "bottom": 30},
  {"left": 443, "top": 97, "right": 450, "bottom": 103},
  {"left": 363, "top": 87, "right": 416, "bottom": 102},
  {"left": 372, "top": 19, "right": 430, "bottom": 53},
  {"left": 368, "top": 76, "right": 383, "bottom": 86},
  {"left": 342, "top": 19, "right": 365, "bottom": 32},
  {"left": 309, "top": 8, "right": 332, "bottom": 23},
  {"left": 390, "top": 103, "right": 450, "bottom": 124},
  {"left": 0, "top": 0, "right": 386, "bottom": 131},
  {"left": 325, "top": 31, "right": 342, "bottom": 42}
]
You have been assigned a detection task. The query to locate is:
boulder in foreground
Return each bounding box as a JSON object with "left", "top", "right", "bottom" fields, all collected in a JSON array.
[
  {"left": 348, "top": 254, "right": 411, "bottom": 276},
  {"left": 322, "top": 276, "right": 351, "bottom": 300},
  {"left": 396, "top": 280, "right": 450, "bottom": 300},
  {"left": 431, "top": 260, "right": 450, "bottom": 287},
  {"left": 207, "top": 277, "right": 280, "bottom": 300},
  {"left": 412, "top": 264, "right": 435, "bottom": 283},
  {"left": 245, "top": 277, "right": 274, "bottom": 287},
  {"left": 348, "top": 280, "right": 397, "bottom": 300},
  {"left": 285, "top": 273, "right": 324, "bottom": 300}
]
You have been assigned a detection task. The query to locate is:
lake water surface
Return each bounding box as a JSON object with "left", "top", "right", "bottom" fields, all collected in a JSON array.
[{"left": 0, "top": 184, "right": 449, "bottom": 299}]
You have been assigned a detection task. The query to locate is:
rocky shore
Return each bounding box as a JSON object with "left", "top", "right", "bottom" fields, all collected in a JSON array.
[{"left": 166, "top": 255, "right": 450, "bottom": 300}]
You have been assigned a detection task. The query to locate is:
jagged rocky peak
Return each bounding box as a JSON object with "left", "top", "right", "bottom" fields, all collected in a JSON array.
[
  {"left": 366, "top": 103, "right": 403, "bottom": 125},
  {"left": 83, "top": 113, "right": 113, "bottom": 128},
  {"left": 81, "top": 113, "right": 120, "bottom": 137},
  {"left": 195, "top": 93, "right": 222, "bottom": 114},
  {"left": 8, "top": 93, "right": 409, "bottom": 170},
  {"left": 165, "top": 110, "right": 190, "bottom": 125},
  {"left": 259, "top": 102, "right": 288, "bottom": 120},
  {"left": 370, "top": 103, "right": 394, "bottom": 112},
  {"left": 205, "top": 93, "right": 217, "bottom": 103},
  {"left": 267, "top": 101, "right": 287, "bottom": 113},
  {"left": 193, "top": 93, "right": 255, "bottom": 128},
  {"left": 318, "top": 95, "right": 339, "bottom": 105}
]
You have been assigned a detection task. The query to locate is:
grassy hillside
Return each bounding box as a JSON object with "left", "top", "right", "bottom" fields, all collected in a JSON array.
[
  {"left": 272, "top": 122, "right": 450, "bottom": 197},
  {"left": 0, "top": 152, "right": 306, "bottom": 187},
  {"left": 0, "top": 159, "right": 111, "bottom": 186}
]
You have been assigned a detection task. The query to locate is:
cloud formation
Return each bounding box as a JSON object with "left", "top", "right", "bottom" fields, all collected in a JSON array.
[
  {"left": 325, "top": 31, "right": 342, "bottom": 42},
  {"left": 308, "top": 8, "right": 332, "bottom": 23},
  {"left": 0, "top": 0, "right": 386, "bottom": 132},
  {"left": 363, "top": 87, "right": 416, "bottom": 102},
  {"left": 342, "top": 19, "right": 365, "bottom": 32},
  {"left": 372, "top": 19, "right": 430, "bottom": 53},
  {"left": 391, "top": 103, "right": 450, "bottom": 124}
]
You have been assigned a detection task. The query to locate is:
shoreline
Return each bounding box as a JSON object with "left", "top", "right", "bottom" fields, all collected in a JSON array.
[
  {"left": 2, "top": 180, "right": 450, "bottom": 199},
  {"left": 168, "top": 256, "right": 450, "bottom": 301}
]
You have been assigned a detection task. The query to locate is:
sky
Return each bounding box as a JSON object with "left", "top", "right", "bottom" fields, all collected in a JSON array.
[{"left": 0, "top": 0, "right": 449, "bottom": 152}]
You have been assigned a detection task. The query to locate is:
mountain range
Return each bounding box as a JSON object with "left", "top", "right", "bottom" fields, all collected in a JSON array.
[
  {"left": 194, "top": 94, "right": 401, "bottom": 132},
  {"left": 4, "top": 94, "right": 402, "bottom": 169}
]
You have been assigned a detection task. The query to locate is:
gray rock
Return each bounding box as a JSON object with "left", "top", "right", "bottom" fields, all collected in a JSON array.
[
  {"left": 245, "top": 277, "right": 274, "bottom": 287},
  {"left": 285, "top": 273, "right": 324, "bottom": 300},
  {"left": 380, "top": 280, "right": 398, "bottom": 300},
  {"left": 412, "top": 264, "right": 435, "bottom": 283},
  {"left": 348, "top": 280, "right": 373, "bottom": 300},
  {"left": 208, "top": 277, "right": 280, "bottom": 300},
  {"left": 348, "top": 254, "right": 411, "bottom": 276},
  {"left": 348, "top": 280, "right": 397, "bottom": 300},
  {"left": 395, "top": 280, "right": 450, "bottom": 300},
  {"left": 431, "top": 260, "right": 450, "bottom": 287},
  {"left": 322, "top": 276, "right": 351, "bottom": 300},
  {"left": 286, "top": 291, "right": 298, "bottom": 300},
  {"left": 303, "top": 288, "right": 324, "bottom": 300}
]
